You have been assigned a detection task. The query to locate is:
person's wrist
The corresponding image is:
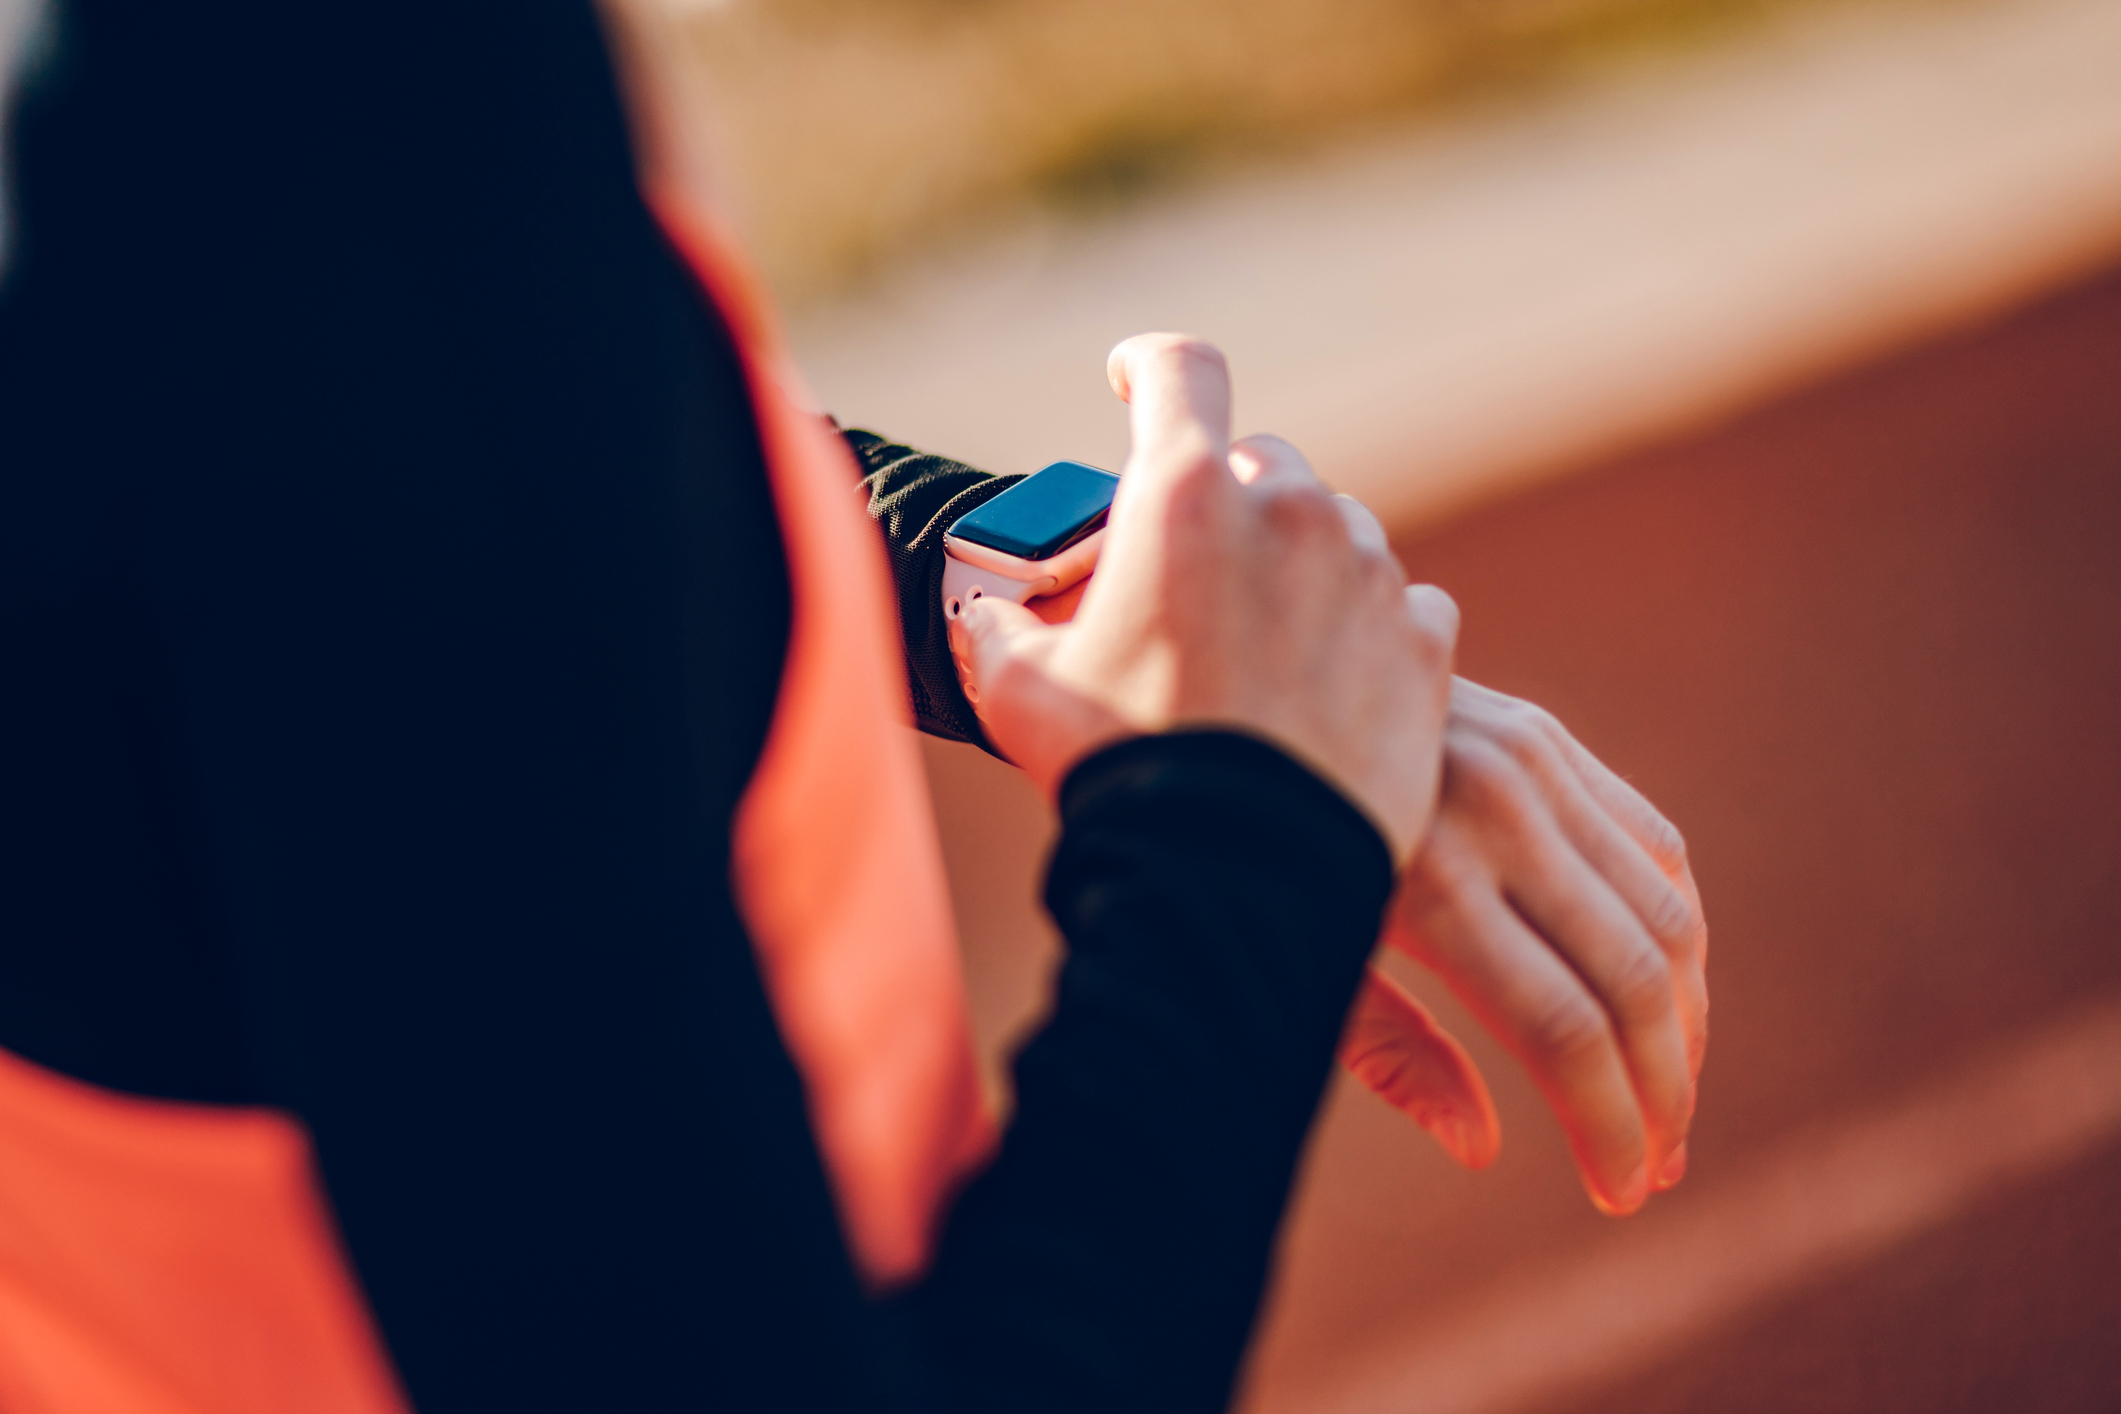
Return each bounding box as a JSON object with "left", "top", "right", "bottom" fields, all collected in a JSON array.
[
  {"left": 1060, "top": 727, "right": 1396, "bottom": 882},
  {"left": 1176, "top": 713, "right": 1424, "bottom": 868},
  {"left": 1055, "top": 730, "right": 1398, "bottom": 1000}
]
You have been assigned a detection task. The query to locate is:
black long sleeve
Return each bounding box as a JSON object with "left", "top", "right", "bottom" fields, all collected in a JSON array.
[
  {"left": 911, "top": 733, "right": 1392, "bottom": 1412},
  {"left": 840, "top": 437, "right": 1399, "bottom": 1408},
  {"left": 0, "top": 2, "right": 1393, "bottom": 1409},
  {"left": 843, "top": 427, "right": 1019, "bottom": 748}
]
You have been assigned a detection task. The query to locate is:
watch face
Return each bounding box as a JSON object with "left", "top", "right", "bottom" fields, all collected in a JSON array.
[{"left": 947, "top": 460, "right": 1120, "bottom": 561}]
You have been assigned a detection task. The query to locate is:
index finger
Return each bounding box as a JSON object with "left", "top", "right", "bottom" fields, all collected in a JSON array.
[
  {"left": 1554, "top": 729, "right": 1704, "bottom": 909},
  {"left": 1545, "top": 718, "right": 1710, "bottom": 1078},
  {"left": 1106, "top": 333, "right": 1233, "bottom": 490},
  {"left": 1454, "top": 682, "right": 1702, "bottom": 896}
]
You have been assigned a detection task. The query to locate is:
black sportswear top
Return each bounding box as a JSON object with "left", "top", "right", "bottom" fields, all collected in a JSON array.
[{"left": 0, "top": 3, "right": 1394, "bottom": 1410}]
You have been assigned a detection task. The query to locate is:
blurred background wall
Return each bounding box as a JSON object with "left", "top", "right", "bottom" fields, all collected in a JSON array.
[{"left": 609, "top": 0, "right": 2121, "bottom": 1409}]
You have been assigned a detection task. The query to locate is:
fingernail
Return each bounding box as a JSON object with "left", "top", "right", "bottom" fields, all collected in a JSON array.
[
  {"left": 1590, "top": 1162, "right": 1650, "bottom": 1216},
  {"left": 1654, "top": 1143, "right": 1688, "bottom": 1190}
]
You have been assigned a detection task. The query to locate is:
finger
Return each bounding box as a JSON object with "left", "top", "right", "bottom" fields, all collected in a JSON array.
[
  {"left": 1106, "top": 334, "right": 1233, "bottom": 489},
  {"left": 957, "top": 594, "right": 1130, "bottom": 794},
  {"left": 1538, "top": 759, "right": 1710, "bottom": 1089},
  {"left": 1334, "top": 493, "right": 1392, "bottom": 558},
  {"left": 1548, "top": 714, "right": 1699, "bottom": 895},
  {"left": 1226, "top": 438, "right": 1394, "bottom": 559},
  {"left": 1341, "top": 964, "right": 1501, "bottom": 1170},
  {"left": 1406, "top": 584, "right": 1462, "bottom": 652},
  {"left": 1393, "top": 832, "right": 1651, "bottom": 1214},
  {"left": 1027, "top": 577, "right": 1089, "bottom": 625},
  {"left": 1558, "top": 736, "right": 1711, "bottom": 983},
  {"left": 957, "top": 593, "right": 1051, "bottom": 709},
  {"left": 1469, "top": 753, "right": 1694, "bottom": 1174},
  {"left": 1228, "top": 433, "right": 1321, "bottom": 491},
  {"left": 1452, "top": 680, "right": 1709, "bottom": 1082}
]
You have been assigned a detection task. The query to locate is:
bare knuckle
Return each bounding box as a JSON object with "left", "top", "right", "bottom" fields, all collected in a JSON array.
[
  {"left": 1491, "top": 703, "right": 1560, "bottom": 772},
  {"left": 1610, "top": 946, "right": 1675, "bottom": 1026},
  {"left": 1405, "top": 611, "right": 1454, "bottom": 665},
  {"left": 1643, "top": 880, "right": 1700, "bottom": 949},
  {"left": 1259, "top": 481, "right": 1341, "bottom": 540},
  {"left": 1646, "top": 813, "right": 1688, "bottom": 868},
  {"left": 1408, "top": 584, "right": 1461, "bottom": 636},
  {"left": 1527, "top": 991, "right": 1613, "bottom": 1065},
  {"left": 1447, "top": 738, "right": 1530, "bottom": 813},
  {"left": 1403, "top": 835, "right": 1485, "bottom": 912},
  {"left": 1235, "top": 431, "right": 1299, "bottom": 461},
  {"left": 1353, "top": 559, "right": 1406, "bottom": 624},
  {"left": 1357, "top": 545, "right": 1404, "bottom": 593}
]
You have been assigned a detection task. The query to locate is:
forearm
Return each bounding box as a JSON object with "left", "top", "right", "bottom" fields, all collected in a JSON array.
[{"left": 900, "top": 731, "right": 1395, "bottom": 1413}]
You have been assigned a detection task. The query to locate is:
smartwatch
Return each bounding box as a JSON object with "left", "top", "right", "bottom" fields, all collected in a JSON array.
[{"left": 941, "top": 460, "right": 1119, "bottom": 621}]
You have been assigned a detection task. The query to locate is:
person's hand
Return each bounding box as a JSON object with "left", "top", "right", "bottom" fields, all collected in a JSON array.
[
  {"left": 1343, "top": 678, "right": 1708, "bottom": 1215},
  {"left": 952, "top": 333, "right": 1460, "bottom": 863},
  {"left": 947, "top": 333, "right": 1706, "bottom": 1215}
]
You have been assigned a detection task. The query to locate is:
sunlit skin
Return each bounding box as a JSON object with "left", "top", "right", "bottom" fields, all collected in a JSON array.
[
  {"left": 1339, "top": 965, "right": 1502, "bottom": 1170},
  {"left": 956, "top": 335, "right": 1459, "bottom": 868},
  {"left": 1388, "top": 679, "right": 1708, "bottom": 1213},
  {"left": 954, "top": 334, "right": 1708, "bottom": 1217}
]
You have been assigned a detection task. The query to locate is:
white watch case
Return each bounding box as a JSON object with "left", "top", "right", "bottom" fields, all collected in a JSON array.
[{"left": 940, "top": 526, "right": 1106, "bottom": 621}]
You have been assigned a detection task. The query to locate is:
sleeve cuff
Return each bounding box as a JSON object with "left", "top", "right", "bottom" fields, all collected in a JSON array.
[{"left": 1053, "top": 727, "right": 1395, "bottom": 1002}]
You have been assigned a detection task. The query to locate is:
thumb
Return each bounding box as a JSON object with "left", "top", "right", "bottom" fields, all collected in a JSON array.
[
  {"left": 1104, "top": 333, "right": 1233, "bottom": 496},
  {"left": 1340, "top": 964, "right": 1502, "bottom": 1170},
  {"left": 957, "top": 594, "right": 1131, "bottom": 796},
  {"left": 956, "top": 593, "right": 1052, "bottom": 709}
]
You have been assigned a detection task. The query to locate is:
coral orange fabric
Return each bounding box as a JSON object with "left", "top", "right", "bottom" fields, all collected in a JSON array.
[
  {"left": 0, "top": 1046, "right": 409, "bottom": 1414},
  {"left": 653, "top": 194, "right": 995, "bottom": 1288},
  {"left": 0, "top": 193, "right": 992, "bottom": 1414}
]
